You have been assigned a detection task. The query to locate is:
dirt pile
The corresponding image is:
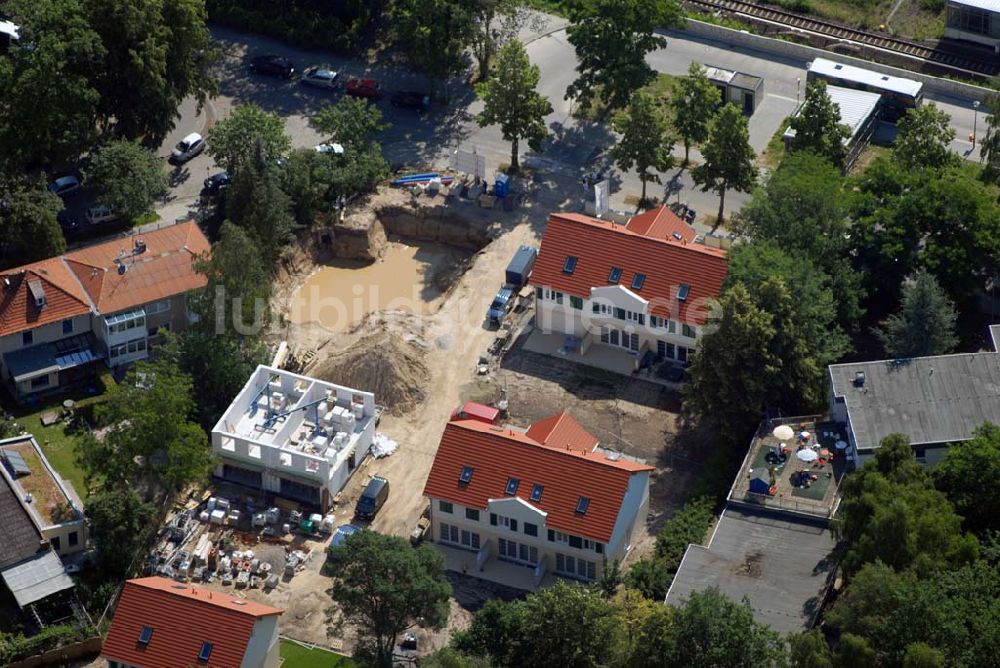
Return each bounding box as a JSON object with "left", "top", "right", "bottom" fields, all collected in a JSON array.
[{"left": 311, "top": 325, "right": 430, "bottom": 415}]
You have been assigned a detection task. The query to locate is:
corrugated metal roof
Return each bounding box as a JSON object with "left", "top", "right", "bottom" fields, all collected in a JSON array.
[
  {"left": 1, "top": 550, "right": 74, "bottom": 607},
  {"left": 808, "top": 57, "right": 923, "bottom": 97},
  {"left": 784, "top": 85, "right": 882, "bottom": 143}
]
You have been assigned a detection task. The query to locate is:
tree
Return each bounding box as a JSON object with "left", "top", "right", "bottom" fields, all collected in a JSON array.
[
  {"left": 85, "top": 487, "right": 157, "bottom": 576},
  {"left": 224, "top": 150, "right": 295, "bottom": 269},
  {"left": 325, "top": 531, "right": 451, "bottom": 668},
  {"left": 421, "top": 648, "right": 492, "bottom": 668},
  {"left": 788, "top": 79, "right": 850, "bottom": 168},
  {"left": 85, "top": 0, "right": 218, "bottom": 143},
  {"left": 833, "top": 634, "right": 876, "bottom": 668},
  {"left": 894, "top": 103, "right": 956, "bottom": 171},
  {"left": 902, "top": 643, "right": 945, "bottom": 668},
  {"left": 876, "top": 271, "right": 958, "bottom": 358},
  {"left": 0, "top": 0, "right": 103, "bottom": 171},
  {"left": 84, "top": 139, "right": 167, "bottom": 222},
  {"left": 76, "top": 347, "right": 211, "bottom": 495},
  {"left": 312, "top": 97, "right": 388, "bottom": 152},
  {"left": 565, "top": 0, "right": 683, "bottom": 111},
  {"left": 454, "top": 582, "right": 621, "bottom": 667},
  {"left": 476, "top": 40, "right": 552, "bottom": 172},
  {"left": 667, "top": 589, "right": 786, "bottom": 666},
  {"left": 469, "top": 0, "right": 532, "bottom": 80},
  {"left": 934, "top": 422, "right": 1000, "bottom": 536},
  {"left": 207, "top": 104, "right": 291, "bottom": 174},
  {"left": 0, "top": 176, "right": 66, "bottom": 268},
  {"left": 611, "top": 91, "right": 675, "bottom": 204},
  {"left": 654, "top": 496, "right": 714, "bottom": 570},
  {"left": 692, "top": 104, "right": 757, "bottom": 226},
  {"left": 789, "top": 630, "right": 833, "bottom": 668},
  {"left": 390, "top": 0, "right": 474, "bottom": 97},
  {"left": 980, "top": 91, "right": 1000, "bottom": 185},
  {"left": 670, "top": 63, "right": 722, "bottom": 164}
]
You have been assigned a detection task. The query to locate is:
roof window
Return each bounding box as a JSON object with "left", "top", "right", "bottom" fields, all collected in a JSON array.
[
  {"left": 563, "top": 256, "right": 578, "bottom": 274},
  {"left": 198, "top": 642, "right": 213, "bottom": 662},
  {"left": 576, "top": 497, "right": 591, "bottom": 514},
  {"left": 460, "top": 466, "right": 474, "bottom": 484},
  {"left": 505, "top": 477, "right": 520, "bottom": 495},
  {"left": 138, "top": 626, "right": 154, "bottom": 645},
  {"left": 631, "top": 273, "right": 646, "bottom": 290},
  {"left": 530, "top": 484, "right": 544, "bottom": 502},
  {"left": 677, "top": 284, "right": 690, "bottom": 301},
  {"left": 608, "top": 267, "right": 622, "bottom": 284}
]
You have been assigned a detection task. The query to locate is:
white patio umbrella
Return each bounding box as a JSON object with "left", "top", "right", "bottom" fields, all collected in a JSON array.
[
  {"left": 773, "top": 425, "right": 794, "bottom": 441},
  {"left": 796, "top": 448, "right": 819, "bottom": 463},
  {"left": 835, "top": 440, "right": 848, "bottom": 450}
]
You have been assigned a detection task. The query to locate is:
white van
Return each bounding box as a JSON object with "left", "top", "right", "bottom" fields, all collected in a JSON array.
[{"left": 171, "top": 133, "right": 205, "bottom": 163}]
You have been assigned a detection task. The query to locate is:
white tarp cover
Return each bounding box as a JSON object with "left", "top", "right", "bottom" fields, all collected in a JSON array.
[
  {"left": 1, "top": 550, "right": 74, "bottom": 608},
  {"left": 372, "top": 433, "right": 397, "bottom": 458}
]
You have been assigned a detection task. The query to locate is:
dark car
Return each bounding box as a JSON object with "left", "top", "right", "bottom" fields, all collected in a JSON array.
[
  {"left": 57, "top": 210, "right": 81, "bottom": 237},
  {"left": 345, "top": 78, "right": 383, "bottom": 99},
  {"left": 202, "top": 171, "right": 230, "bottom": 197},
  {"left": 390, "top": 90, "right": 430, "bottom": 113},
  {"left": 250, "top": 54, "right": 294, "bottom": 79},
  {"left": 355, "top": 476, "right": 389, "bottom": 521}
]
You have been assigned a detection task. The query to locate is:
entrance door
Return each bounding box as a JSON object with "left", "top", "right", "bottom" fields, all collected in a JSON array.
[{"left": 743, "top": 91, "right": 754, "bottom": 115}]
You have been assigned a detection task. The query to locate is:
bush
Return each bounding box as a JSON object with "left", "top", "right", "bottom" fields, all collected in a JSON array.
[
  {"left": 206, "top": 0, "right": 381, "bottom": 52},
  {"left": 0, "top": 625, "right": 86, "bottom": 663},
  {"left": 655, "top": 496, "right": 716, "bottom": 569}
]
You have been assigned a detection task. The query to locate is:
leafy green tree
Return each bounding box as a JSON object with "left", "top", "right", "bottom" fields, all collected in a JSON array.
[
  {"left": 902, "top": 643, "right": 945, "bottom": 668},
  {"left": 470, "top": 0, "right": 530, "bottom": 80},
  {"left": 894, "top": 103, "right": 956, "bottom": 171},
  {"left": 312, "top": 97, "right": 388, "bottom": 152},
  {"left": 77, "top": 347, "right": 211, "bottom": 494},
  {"left": 225, "top": 149, "right": 295, "bottom": 269},
  {"left": 0, "top": 176, "right": 66, "bottom": 267},
  {"left": 85, "top": 487, "right": 157, "bottom": 576},
  {"left": 85, "top": 0, "right": 218, "bottom": 143},
  {"left": 612, "top": 91, "right": 675, "bottom": 204},
  {"left": 84, "top": 139, "right": 167, "bottom": 222},
  {"left": 788, "top": 79, "right": 850, "bottom": 168},
  {"left": 325, "top": 531, "right": 451, "bottom": 668},
  {"left": 934, "top": 423, "right": 1000, "bottom": 536},
  {"left": 624, "top": 600, "right": 675, "bottom": 668},
  {"left": 476, "top": 40, "right": 552, "bottom": 172},
  {"left": 670, "top": 62, "right": 722, "bottom": 164},
  {"left": 876, "top": 271, "right": 958, "bottom": 358},
  {"left": 655, "top": 496, "right": 714, "bottom": 569},
  {"left": 692, "top": 104, "right": 757, "bottom": 226},
  {"left": 789, "top": 630, "right": 833, "bottom": 668},
  {"left": 980, "top": 91, "right": 1000, "bottom": 185},
  {"left": 833, "top": 634, "right": 876, "bottom": 668},
  {"left": 421, "top": 648, "right": 493, "bottom": 668},
  {"left": 565, "top": 0, "right": 683, "bottom": 111},
  {"left": 454, "top": 582, "right": 621, "bottom": 667},
  {"left": 390, "top": 0, "right": 474, "bottom": 97},
  {"left": 667, "top": 589, "right": 786, "bottom": 666},
  {"left": 624, "top": 557, "right": 673, "bottom": 601},
  {"left": 0, "top": 0, "right": 103, "bottom": 171},
  {"left": 837, "top": 433, "right": 978, "bottom": 576},
  {"left": 208, "top": 104, "right": 291, "bottom": 174}
]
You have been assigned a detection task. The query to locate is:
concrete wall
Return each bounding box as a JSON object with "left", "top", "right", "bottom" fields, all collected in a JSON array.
[
  {"left": 674, "top": 20, "right": 994, "bottom": 102},
  {"left": 606, "top": 471, "right": 651, "bottom": 559},
  {"left": 241, "top": 615, "right": 281, "bottom": 668}
]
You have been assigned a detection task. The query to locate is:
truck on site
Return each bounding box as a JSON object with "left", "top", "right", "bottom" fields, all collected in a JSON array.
[{"left": 487, "top": 246, "right": 537, "bottom": 326}]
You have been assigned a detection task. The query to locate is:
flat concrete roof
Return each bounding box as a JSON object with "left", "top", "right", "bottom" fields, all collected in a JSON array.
[{"left": 666, "top": 509, "right": 836, "bottom": 634}]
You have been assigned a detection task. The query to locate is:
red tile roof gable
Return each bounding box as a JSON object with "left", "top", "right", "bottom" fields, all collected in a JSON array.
[
  {"left": 625, "top": 206, "right": 697, "bottom": 243},
  {"left": 0, "top": 261, "right": 92, "bottom": 337},
  {"left": 531, "top": 213, "right": 727, "bottom": 326},
  {"left": 101, "top": 577, "right": 282, "bottom": 668},
  {"left": 423, "top": 417, "right": 652, "bottom": 543}
]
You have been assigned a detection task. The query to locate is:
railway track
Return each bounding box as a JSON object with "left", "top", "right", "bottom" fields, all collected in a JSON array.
[{"left": 687, "top": 0, "right": 998, "bottom": 77}]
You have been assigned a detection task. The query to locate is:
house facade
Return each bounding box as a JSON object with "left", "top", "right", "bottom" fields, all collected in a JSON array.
[
  {"left": 0, "top": 221, "right": 210, "bottom": 400},
  {"left": 211, "top": 365, "right": 380, "bottom": 511},
  {"left": 423, "top": 412, "right": 653, "bottom": 589},
  {"left": 101, "top": 577, "right": 283, "bottom": 668},
  {"left": 530, "top": 209, "right": 728, "bottom": 373}
]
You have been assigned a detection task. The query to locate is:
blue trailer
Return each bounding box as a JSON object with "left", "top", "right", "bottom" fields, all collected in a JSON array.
[{"left": 505, "top": 246, "right": 537, "bottom": 289}]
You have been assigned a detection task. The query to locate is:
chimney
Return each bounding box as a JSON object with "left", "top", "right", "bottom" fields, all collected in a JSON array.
[{"left": 853, "top": 371, "right": 866, "bottom": 388}]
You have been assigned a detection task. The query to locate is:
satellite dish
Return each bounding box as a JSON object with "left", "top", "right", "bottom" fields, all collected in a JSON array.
[{"left": 117, "top": 263, "right": 127, "bottom": 275}]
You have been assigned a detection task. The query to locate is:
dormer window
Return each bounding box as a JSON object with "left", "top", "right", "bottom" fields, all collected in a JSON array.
[{"left": 27, "top": 279, "right": 45, "bottom": 309}]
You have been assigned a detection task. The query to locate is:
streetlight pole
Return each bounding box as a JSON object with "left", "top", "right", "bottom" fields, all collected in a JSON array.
[{"left": 973, "top": 100, "right": 981, "bottom": 150}]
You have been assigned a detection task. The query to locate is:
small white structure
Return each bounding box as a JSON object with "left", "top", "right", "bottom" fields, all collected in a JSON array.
[{"left": 211, "top": 365, "right": 379, "bottom": 510}]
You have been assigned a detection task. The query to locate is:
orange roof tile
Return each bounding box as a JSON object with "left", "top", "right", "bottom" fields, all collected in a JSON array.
[
  {"left": 625, "top": 206, "right": 697, "bottom": 243},
  {"left": 531, "top": 213, "right": 728, "bottom": 326},
  {"left": 0, "top": 259, "right": 92, "bottom": 337},
  {"left": 526, "top": 411, "right": 600, "bottom": 452},
  {"left": 64, "top": 220, "right": 210, "bottom": 314},
  {"left": 101, "top": 577, "right": 282, "bottom": 668},
  {"left": 423, "top": 417, "right": 653, "bottom": 543}
]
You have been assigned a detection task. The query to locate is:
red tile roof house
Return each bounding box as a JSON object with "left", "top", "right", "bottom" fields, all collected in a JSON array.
[
  {"left": 529, "top": 209, "right": 728, "bottom": 374},
  {"left": 101, "top": 577, "right": 283, "bottom": 668},
  {"left": 423, "top": 412, "right": 654, "bottom": 590},
  {"left": 0, "top": 221, "right": 210, "bottom": 401}
]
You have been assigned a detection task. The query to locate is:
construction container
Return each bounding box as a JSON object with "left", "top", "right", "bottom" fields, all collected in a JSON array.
[{"left": 505, "top": 246, "right": 537, "bottom": 289}]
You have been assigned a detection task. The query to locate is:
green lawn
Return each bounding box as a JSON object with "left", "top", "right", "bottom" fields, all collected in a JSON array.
[{"left": 279, "top": 640, "right": 355, "bottom": 668}]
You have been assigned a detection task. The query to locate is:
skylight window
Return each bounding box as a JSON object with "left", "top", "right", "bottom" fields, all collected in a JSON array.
[
  {"left": 608, "top": 267, "right": 622, "bottom": 284},
  {"left": 505, "top": 477, "right": 520, "bottom": 495},
  {"left": 198, "top": 642, "right": 213, "bottom": 662},
  {"left": 460, "top": 466, "right": 474, "bottom": 484},
  {"left": 631, "top": 273, "right": 646, "bottom": 290},
  {"left": 530, "top": 484, "right": 544, "bottom": 502},
  {"left": 138, "top": 626, "right": 154, "bottom": 645},
  {"left": 677, "top": 284, "right": 690, "bottom": 301},
  {"left": 576, "top": 497, "right": 591, "bottom": 514},
  {"left": 563, "top": 256, "right": 578, "bottom": 274}
]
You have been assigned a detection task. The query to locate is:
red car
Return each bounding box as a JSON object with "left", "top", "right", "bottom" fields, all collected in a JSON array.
[{"left": 345, "top": 78, "right": 383, "bottom": 99}]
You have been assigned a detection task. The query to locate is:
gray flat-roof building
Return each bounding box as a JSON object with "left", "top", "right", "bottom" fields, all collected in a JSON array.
[
  {"left": 705, "top": 65, "right": 765, "bottom": 116},
  {"left": 946, "top": 0, "right": 1000, "bottom": 48},
  {"left": 829, "top": 330, "right": 1000, "bottom": 465}
]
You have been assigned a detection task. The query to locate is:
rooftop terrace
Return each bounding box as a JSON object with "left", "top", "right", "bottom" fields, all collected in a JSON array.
[
  {"left": 729, "top": 417, "right": 848, "bottom": 520},
  {"left": 0, "top": 436, "right": 83, "bottom": 530}
]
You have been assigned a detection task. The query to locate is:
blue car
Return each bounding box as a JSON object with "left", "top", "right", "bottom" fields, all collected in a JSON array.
[
  {"left": 487, "top": 286, "right": 515, "bottom": 326},
  {"left": 330, "top": 524, "right": 362, "bottom": 547}
]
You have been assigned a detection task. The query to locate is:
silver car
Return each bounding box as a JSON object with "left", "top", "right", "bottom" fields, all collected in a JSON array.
[{"left": 301, "top": 66, "right": 339, "bottom": 90}]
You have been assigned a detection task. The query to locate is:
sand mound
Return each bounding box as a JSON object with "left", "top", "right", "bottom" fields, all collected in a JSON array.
[{"left": 312, "top": 330, "right": 430, "bottom": 415}]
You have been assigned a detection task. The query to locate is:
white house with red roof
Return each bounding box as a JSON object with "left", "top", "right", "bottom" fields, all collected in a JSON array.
[
  {"left": 101, "top": 577, "right": 283, "bottom": 668},
  {"left": 529, "top": 208, "right": 728, "bottom": 372},
  {"left": 422, "top": 412, "right": 653, "bottom": 590}
]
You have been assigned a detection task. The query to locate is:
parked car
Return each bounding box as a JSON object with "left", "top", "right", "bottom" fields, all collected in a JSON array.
[
  {"left": 301, "top": 66, "right": 339, "bottom": 89},
  {"left": 390, "top": 90, "right": 430, "bottom": 113},
  {"left": 345, "top": 78, "right": 382, "bottom": 99},
  {"left": 202, "top": 171, "right": 230, "bottom": 196},
  {"left": 85, "top": 204, "right": 118, "bottom": 226},
  {"left": 487, "top": 285, "right": 515, "bottom": 326},
  {"left": 355, "top": 476, "right": 389, "bottom": 520},
  {"left": 250, "top": 54, "right": 294, "bottom": 79},
  {"left": 329, "top": 524, "right": 362, "bottom": 548},
  {"left": 314, "top": 143, "right": 344, "bottom": 156},
  {"left": 57, "top": 210, "right": 81, "bottom": 236},
  {"left": 48, "top": 175, "right": 81, "bottom": 198},
  {"left": 171, "top": 132, "right": 205, "bottom": 163}
]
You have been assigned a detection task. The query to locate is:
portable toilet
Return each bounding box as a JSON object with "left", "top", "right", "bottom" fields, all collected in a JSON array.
[{"left": 494, "top": 173, "right": 510, "bottom": 198}]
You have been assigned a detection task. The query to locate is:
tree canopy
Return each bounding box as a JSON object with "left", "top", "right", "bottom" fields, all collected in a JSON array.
[
  {"left": 670, "top": 62, "right": 722, "bottom": 164},
  {"left": 876, "top": 271, "right": 958, "bottom": 358},
  {"left": 86, "top": 486, "right": 158, "bottom": 577},
  {"left": 84, "top": 139, "right": 167, "bottom": 222},
  {"left": 934, "top": 422, "right": 1000, "bottom": 536},
  {"left": 565, "top": 0, "right": 682, "bottom": 111},
  {"left": 312, "top": 97, "right": 388, "bottom": 152},
  {"left": 612, "top": 90, "right": 674, "bottom": 203},
  {"left": 788, "top": 79, "right": 850, "bottom": 168},
  {"left": 208, "top": 104, "right": 291, "bottom": 174},
  {"left": 469, "top": 0, "right": 531, "bottom": 80},
  {"left": 894, "top": 103, "right": 956, "bottom": 171},
  {"left": 692, "top": 104, "right": 757, "bottom": 226},
  {"left": 390, "top": 0, "right": 474, "bottom": 97},
  {"left": 0, "top": 176, "right": 66, "bottom": 268},
  {"left": 224, "top": 148, "right": 295, "bottom": 269},
  {"left": 476, "top": 40, "right": 552, "bottom": 171}
]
